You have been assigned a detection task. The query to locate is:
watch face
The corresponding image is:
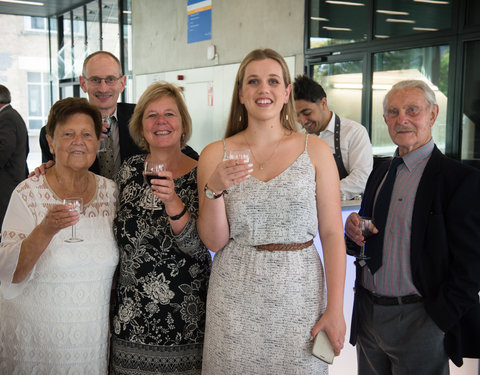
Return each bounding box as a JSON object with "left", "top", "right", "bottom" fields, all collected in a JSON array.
[{"left": 205, "top": 188, "right": 215, "bottom": 199}]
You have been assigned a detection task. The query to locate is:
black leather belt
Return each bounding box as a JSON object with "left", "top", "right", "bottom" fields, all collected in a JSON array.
[{"left": 359, "top": 286, "right": 423, "bottom": 306}]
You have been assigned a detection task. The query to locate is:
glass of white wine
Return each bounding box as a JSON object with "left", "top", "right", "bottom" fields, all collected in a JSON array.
[{"left": 63, "top": 198, "right": 83, "bottom": 243}]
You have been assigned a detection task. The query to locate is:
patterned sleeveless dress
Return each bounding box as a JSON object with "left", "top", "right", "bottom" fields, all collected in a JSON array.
[{"left": 202, "top": 135, "right": 328, "bottom": 374}]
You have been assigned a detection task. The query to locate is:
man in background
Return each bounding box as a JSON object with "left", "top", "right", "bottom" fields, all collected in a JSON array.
[
  {"left": 39, "top": 51, "right": 197, "bottom": 179},
  {"left": 294, "top": 75, "right": 372, "bottom": 200},
  {"left": 345, "top": 80, "right": 480, "bottom": 374},
  {"left": 0, "top": 84, "right": 29, "bottom": 229}
]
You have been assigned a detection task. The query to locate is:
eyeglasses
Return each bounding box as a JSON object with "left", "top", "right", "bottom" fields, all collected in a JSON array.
[{"left": 84, "top": 76, "right": 123, "bottom": 86}]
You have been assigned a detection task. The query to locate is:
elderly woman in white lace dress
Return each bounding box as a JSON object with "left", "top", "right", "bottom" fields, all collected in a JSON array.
[{"left": 0, "top": 97, "right": 118, "bottom": 374}]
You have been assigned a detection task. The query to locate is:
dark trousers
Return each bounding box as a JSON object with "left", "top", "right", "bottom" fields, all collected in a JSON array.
[{"left": 356, "top": 291, "right": 449, "bottom": 375}]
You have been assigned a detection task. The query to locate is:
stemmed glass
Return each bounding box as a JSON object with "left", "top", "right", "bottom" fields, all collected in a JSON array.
[
  {"left": 63, "top": 198, "right": 83, "bottom": 243},
  {"left": 98, "top": 116, "right": 111, "bottom": 152},
  {"left": 144, "top": 161, "right": 167, "bottom": 210},
  {"left": 226, "top": 149, "right": 250, "bottom": 192},
  {"left": 226, "top": 149, "right": 250, "bottom": 162},
  {"left": 357, "top": 217, "right": 375, "bottom": 260}
]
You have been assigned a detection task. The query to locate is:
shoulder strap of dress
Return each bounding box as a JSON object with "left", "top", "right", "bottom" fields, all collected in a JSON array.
[
  {"left": 304, "top": 133, "right": 309, "bottom": 152},
  {"left": 222, "top": 139, "right": 228, "bottom": 160}
]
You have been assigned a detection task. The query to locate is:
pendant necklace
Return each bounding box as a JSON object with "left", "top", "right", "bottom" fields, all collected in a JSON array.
[{"left": 243, "top": 133, "right": 283, "bottom": 171}]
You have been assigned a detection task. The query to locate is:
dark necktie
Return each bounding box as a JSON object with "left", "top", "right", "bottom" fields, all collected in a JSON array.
[{"left": 366, "top": 157, "right": 403, "bottom": 274}]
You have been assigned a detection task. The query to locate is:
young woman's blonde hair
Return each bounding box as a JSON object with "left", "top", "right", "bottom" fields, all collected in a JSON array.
[
  {"left": 129, "top": 81, "right": 192, "bottom": 151},
  {"left": 225, "top": 48, "right": 297, "bottom": 138}
]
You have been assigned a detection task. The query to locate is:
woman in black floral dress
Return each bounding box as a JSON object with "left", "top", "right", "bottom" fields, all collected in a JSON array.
[{"left": 109, "top": 82, "right": 211, "bottom": 375}]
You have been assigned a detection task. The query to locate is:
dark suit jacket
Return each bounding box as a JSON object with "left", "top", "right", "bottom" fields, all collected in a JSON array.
[
  {"left": 0, "top": 105, "right": 29, "bottom": 227},
  {"left": 347, "top": 145, "right": 480, "bottom": 367},
  {"left": 39, "top": 102, "right": 199, "bottom": 174}
]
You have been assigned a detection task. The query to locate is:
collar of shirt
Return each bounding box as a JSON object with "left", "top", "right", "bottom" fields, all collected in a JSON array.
[
  {"left": 0, "top": 103, "right": 11, "bottom": 113},
  {"left": 318, "top": 111, "right": 336, "bottom": 136},
  {"left": 394, "top": 138, "right": 434, "bottom": 173}
]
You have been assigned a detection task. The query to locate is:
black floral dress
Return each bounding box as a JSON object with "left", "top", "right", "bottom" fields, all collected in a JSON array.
[{"left": 110, "top": 154, "right": 211, "bottom": 375}]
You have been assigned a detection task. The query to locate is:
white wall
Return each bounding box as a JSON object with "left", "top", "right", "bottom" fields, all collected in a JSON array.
[{"left": 135, "top": 57, "right": 295, "bottom": 154}]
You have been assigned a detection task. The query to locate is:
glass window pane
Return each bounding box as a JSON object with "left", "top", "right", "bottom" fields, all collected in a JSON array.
[
  {"left": 86, "top": 1, "right": 100, "bottom": 54},
  {"left": 375, "top": 0, "right": 451, "bottom": 39},
  {"left": 27, "top": 72, "right": 41, "bottom": 82},
  {"left": 73, "top": 7, "right": 86, "bottom": 77},
  {"left": 102, "top": 0, "right": 120, "bottom": 56},
  {"left": 461, "top": 40, "right": 480, "bottom": 168},
  {"left": 59, "top": 12, "right": 73, "bottom": 79},
  {"left": 372, "top": 46, "right": 449, "bottom": 155},
  {"left": 122, "top": 0, "right": 132, "bottom": 102},
  {"left": 29, "top": 119, "right": 43, "bottom": 129},
  {"left": 312, "top": 60, "right": 364, "bottom": 124},
  {"left": 466, "top": 0, "right": 480, "bottom": 27},
  {"left": 28, "top": 85, "right": 42, "bottom": 116},
  {"left": 309, "top": 0, "right": 368, "bottom": 49}
]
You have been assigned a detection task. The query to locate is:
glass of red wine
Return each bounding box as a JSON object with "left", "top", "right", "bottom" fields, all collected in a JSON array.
[
  {"left": 144, "top": 161, "right": 167, "bottom": 210},
  {"left": 357, "top": 217, "right": 375, "bottom": 260}
]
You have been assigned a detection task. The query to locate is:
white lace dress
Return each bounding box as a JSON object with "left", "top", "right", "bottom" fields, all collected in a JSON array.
[{"left": 0, "top": 174, "right": 119, "bottom": 374}]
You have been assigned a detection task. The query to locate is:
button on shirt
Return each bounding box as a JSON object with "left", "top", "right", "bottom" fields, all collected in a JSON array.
[
  {"left": 362, "top": 138, "right": 435, "bottom": 297},
  {"left": 315, "top": 112, "right": 373, "bottom": 199}
]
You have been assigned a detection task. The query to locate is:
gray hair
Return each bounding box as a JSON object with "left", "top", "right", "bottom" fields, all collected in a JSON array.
[
  {"left": 383, "top": 80, "right": 437, "bottom": 114},
  {"left": 0, "top": 84, "right": 11, "bottom": 104}
]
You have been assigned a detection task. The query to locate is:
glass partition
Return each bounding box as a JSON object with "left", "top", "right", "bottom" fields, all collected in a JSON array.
[
  {"left": 73, "top": 7, "right": 87, "bottom": 77},
  {"left": 102, "top": 0, "right": 120, "bottom": 56},
  {"left": 312, "top": 59, "right": 364, "bottom": 125},
  {"left": 461, "top": 40, "right": 480, "bottom": 168},
  {"left": 372, "top": 45, "right": 449, "bottom": 155},
  {"left": 86, "top": 1, "right": 100, "bottom": 54},
  {"left": 309, "top": 0, "right": 368, "bottom": 48},
  {"left": 59, "top": 12, "right": 73, "bottom": 79},
  {"left": 374, "top": 0, "right": 451, "bottom": 39}
]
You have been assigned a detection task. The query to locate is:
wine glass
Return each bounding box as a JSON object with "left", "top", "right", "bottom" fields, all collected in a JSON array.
[
  {"left": 144, "top": 161, "right": 167, "bottom": 210},
  {"left": 226, "top": 149, "right": 250, "bottom": 192},
  {"left": 98, "top": 116, "right": 111, "bottom": 152},
  {"left": 357, "top": 217, "right": 375, "bottom": 260},
  {"left": 226, "top": 149, "right": 250, "bottom": 162},
  {"left": 63, "top": 198, "right": 83, "bottom": 243}
]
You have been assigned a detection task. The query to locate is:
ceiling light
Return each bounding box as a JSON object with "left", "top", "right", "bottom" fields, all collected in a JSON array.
[
  {"left": 311, "top": 17, "right": 329, "bottom": 21},
  {"left": 123, "top": 10, "right": 132, "bottom": 14},
  {"left": 323, "top": 26, "right": 352, "bottom": 31},
  {"left": 375, "top": 35, "right": 390, "bottom": 39},
  {"left": 0, "top": 0, "right": 44, "bottom": 5},
  {"left": 414, "top": 0, "right": 449, "bottom": 4},
  {"left": 413, "top": 27, "right": 439, "bottom": 31},
  {"left": 325, "top": 0, "right": 365, "bottom": 6},
  {"left": 376, "top": 9, "right": 409, "bottom": 15},
  {"left": 386, "top": 18, "right": 415, "bottom": 23}
]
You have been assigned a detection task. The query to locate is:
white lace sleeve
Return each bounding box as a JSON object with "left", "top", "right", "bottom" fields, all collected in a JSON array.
[{"left": 0, "top": 187, "right": 37, "bottom": 298}]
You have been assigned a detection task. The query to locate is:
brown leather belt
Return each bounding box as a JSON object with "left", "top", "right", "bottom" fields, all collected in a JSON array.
[{"left": 254, "top": 239, "right": 313, "bottom": 252}]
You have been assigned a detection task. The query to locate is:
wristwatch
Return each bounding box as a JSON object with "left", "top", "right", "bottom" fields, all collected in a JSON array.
[{"left": 204, "top": 183, "right": 224, "bottom": 199}]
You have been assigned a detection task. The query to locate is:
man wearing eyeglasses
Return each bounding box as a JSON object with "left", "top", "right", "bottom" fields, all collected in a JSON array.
[{"left": 38, "top": 51, "right": 197, "bottom": 179}]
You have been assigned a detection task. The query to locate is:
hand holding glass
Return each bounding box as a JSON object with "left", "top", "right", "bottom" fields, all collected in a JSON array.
[
  {"left": 63, "top": 198, "right": 83, "bottom": 243},
  {"left": 144, "top": 161, "right": 167, "bottom": 210},
  {"left": 357, "top": 217, "right": 375, "bottom": 260}
]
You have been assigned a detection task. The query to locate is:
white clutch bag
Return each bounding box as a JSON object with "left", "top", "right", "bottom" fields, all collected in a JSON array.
[{"left": 312, "top": 330, "right": 334, "bottom": 364}]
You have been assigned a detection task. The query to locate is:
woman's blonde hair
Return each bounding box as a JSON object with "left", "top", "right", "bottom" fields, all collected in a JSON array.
[
  {"left": 225, "top": 48, "right": 297, "bottom": 138},
  {"left": 129, "top": 81, "right": 192, "bottom": 151}
]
